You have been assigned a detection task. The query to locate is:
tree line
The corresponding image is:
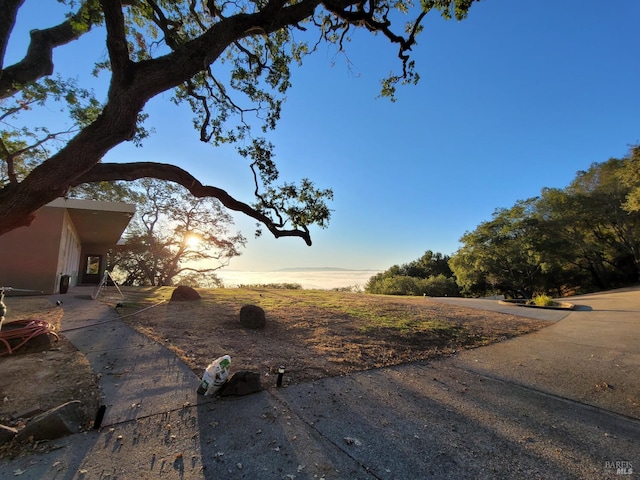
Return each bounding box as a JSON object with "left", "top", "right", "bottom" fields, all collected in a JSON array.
[
  {"left": 365, "top": 251, "right": 460, "bottom": 296},
  {"left": 367, "top": 146, "right": 640, "bottom": 298}
]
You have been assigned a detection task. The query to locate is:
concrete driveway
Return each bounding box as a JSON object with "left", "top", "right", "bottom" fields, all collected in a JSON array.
[{"left": 430, "top": 287, "right": 640, "bottom": 419}]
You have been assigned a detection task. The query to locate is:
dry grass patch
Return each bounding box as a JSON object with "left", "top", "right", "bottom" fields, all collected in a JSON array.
[{"left": 114, "top": 287, "right": 550, "bottom": 386}]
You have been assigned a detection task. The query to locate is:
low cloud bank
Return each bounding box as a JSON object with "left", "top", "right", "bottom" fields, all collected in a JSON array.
[{"left": 217, "top": 270, "right": 380, "bottom": 290}]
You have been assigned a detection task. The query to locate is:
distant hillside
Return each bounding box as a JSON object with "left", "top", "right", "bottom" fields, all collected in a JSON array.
[{"left": 276, "top": 267, "right": 379, "bottom": 272}]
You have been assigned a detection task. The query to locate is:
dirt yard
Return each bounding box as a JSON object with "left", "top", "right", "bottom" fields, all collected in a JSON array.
[
  {"left": 0, "top": 297, "right": 99, "bottom": 458},
  {"left": 0, "top": 287, "right": 549, "bottom": 458}
]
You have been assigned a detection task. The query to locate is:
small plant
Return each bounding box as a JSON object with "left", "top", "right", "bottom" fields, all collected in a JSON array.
[{"left": 532, "top": 294, "right": 554, "bottom": 307}]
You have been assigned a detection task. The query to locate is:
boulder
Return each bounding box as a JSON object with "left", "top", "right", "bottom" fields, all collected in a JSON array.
[
  {"left": 170, "top": 286, "right": 201, "bottom": 302},
  {"left": 16, "top": 400, "right": 83, "bottom": 442},
  {"left": 218, "top": 371, "right": 262, "bottom": 397},
  {"left": 0, "top": 424, "right": 17, "bottom": 445},
  {"left": 239, "top": 305, "right": 266, "bottom": 329}
]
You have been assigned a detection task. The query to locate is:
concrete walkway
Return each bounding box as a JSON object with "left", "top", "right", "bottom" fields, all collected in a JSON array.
[{"left": 0, "top": 287, "right": 637, "bottom": 479}]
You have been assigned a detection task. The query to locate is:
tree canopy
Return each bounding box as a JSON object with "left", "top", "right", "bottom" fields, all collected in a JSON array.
[
  {"left": 99, "top": 179, "right": 245, "bottom": 285},
  {"left": 449, "top": 149, "right": 640, "bottom": 297},
  {"left": 0, "top": 0, "right": 477, "bottom": 245}
]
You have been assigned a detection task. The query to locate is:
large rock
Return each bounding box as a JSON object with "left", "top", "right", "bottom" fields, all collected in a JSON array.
[
  {"left": 0, "top": 424, "right": 17, "bottom": 445},
  {"left": 15, "top": 400, "right": 83, "bottom": 442},
  {"left": 170, "top": 285, "right": 201, "bottom": 302},
  {"left": 218, "top": 371, "right": 262, "bottom": 397},
  {"left": 239, "top": 304, "right": 266, "bottom": 329}
]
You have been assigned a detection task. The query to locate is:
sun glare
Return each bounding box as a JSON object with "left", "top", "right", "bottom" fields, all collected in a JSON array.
[{"left": 185, "top": 234, "right": 201, "bottom": 248}]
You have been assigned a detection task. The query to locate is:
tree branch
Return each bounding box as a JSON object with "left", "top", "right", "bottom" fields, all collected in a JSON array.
[
  {"left": 72, "top": 162, "right": 313, "bottom": 245},
  {"left": 0, "top": 138, "right": 17, "bottom": 184},
  {"left": 146, "top": 0, "right": 183, "bottom": 49},
  {"left": 322, "top": 0, "right": 425, "bottom": 80},
  {"left": 0, "top": 1, "right": 106, "bottom": 99},
  {"left": 0, "top": 0, "right": 24, "bottom": 73},
  {"left": 100, "top": 0, "right": 133, "bottom": 85}
]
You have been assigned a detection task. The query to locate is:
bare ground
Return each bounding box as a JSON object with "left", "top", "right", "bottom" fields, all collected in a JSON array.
[{"left": 0, "top": 297, "right": 99, "bottom": 459}]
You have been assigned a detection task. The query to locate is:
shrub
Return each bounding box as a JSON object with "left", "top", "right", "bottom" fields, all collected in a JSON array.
[
  {"left": 532, "top": 294, "right": 554, "bottom": 306},
  {"left": 365, "top": 274, "right": 461, "bottom": 297},
  {"left": 419, "top": 275, "right": 461, "bottom": 297}
]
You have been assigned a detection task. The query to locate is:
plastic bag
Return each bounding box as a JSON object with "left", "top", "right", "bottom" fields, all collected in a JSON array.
[{"left": 197, "top": 355, "right": 231, "bottom": 396}]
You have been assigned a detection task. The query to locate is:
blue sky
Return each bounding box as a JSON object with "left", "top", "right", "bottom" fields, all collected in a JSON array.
[{"left": 7, "top": 0, "right": 640, "bottom": 272}]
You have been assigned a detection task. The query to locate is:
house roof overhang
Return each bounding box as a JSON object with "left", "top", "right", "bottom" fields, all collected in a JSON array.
[{"left": 46, "top": 198, "right": 135, "bottom": 245}]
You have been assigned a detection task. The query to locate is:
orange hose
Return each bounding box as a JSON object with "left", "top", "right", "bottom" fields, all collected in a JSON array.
[{"left": 0, "top": 319, "right": 59, "bottom": 356}]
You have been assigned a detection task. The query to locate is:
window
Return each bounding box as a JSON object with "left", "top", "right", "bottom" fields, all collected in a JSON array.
[{"left": 86, "top": 256, "right": 101, "bottom": 275}]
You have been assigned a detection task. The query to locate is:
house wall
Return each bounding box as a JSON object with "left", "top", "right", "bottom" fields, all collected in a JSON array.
[
  {"left": 0, "top": 206, "right": 65, "bottom": 294},
  {"left": 0, "top": 198, "right": 133, "bottom": 294}
]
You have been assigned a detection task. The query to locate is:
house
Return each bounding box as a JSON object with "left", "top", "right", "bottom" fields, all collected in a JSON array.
[{"left": 0, "top": 198, "right": 135, "bottom": 294}]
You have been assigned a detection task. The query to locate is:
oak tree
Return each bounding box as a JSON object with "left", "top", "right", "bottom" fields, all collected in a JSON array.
[
  {"left": 449, "top": 202, "right": 548, "bottom": 298},
  {"left": 0, "top": 0, "right": 476, "bottom": 244},
  {"left": 107, "top": 179, "right": 246, "bottom": 286},
  {"left": 619, "top": 145, "right": 640, "bottom": 213}
]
